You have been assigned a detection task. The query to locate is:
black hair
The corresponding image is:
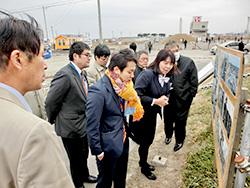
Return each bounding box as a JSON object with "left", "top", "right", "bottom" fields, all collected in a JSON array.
[
  {"left": 129, "top": 42, "right": 137, "bottom": 53},
  {"left": 0, "top": 11, "right": 43, "bottom": 69},
  {"left": 69, "top": 41, "right": 90, "bottom": 61},
  {"left": 119, "top": 48, "right": 135, "bottom": 56},
  {"left": 108, "top": 49, "right": 137, "bottom": 71},
  {"left": 94, "top": 44, "right": 110, "bottom": 59},
  {"left": 148, "top": 49, "right": 175, "bottom": 75}
]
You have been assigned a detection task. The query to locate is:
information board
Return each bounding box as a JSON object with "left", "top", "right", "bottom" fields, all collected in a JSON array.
[{"left": 212, "top": 46, "right": 244, "bottom": 188}]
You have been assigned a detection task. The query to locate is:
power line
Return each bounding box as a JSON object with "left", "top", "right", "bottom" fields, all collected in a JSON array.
[
  {"left": 10, "top": 0, "right": 90, "bottom": 14},
  {"left": 10, "top": 0, "right": 91, "bottom": 40}
]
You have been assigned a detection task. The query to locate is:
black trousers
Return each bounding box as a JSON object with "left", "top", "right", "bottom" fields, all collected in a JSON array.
[
  {"left": 62, "top": 136, "right": 89, "bottom": 188},
  {"left": 96, "top": 137, "right": 129, "bottom": 188},
  {"left": 164, "top": 96, "right": 193, "bottom": 144},
  {"left": 138, "top": 111, "right": 157, "bottom": 167}
]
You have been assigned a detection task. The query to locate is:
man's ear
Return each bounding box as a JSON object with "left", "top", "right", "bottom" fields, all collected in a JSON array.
[
  {"left": 73, "top": 53, "right": 79, "bottom": 61},
  {"left": 113, "top": 66, "right": 121, "bottom": 75},
  {"left": 9, "top": 50, "right": 23, "bottom": 70}
]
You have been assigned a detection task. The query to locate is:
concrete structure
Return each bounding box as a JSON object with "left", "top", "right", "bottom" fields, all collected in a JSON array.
[{"left": 190, "top": 16, "right": 208, "bottom": 38}]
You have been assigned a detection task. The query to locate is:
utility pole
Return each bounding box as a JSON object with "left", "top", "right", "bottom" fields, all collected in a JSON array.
[
  {"left": 179, "top": 17, "right": 182, "bottom": 34},
  {"left": 97, "top": 0, "right": 103, "bottom": 43},
  {"left": 247, "top": 16, "right": 250, "bottom": 35},
  {"left": 51, "top": 26, "right": 54, "bottom": 41},
  {"left": 51, "top": 26, "right": 55, "bottom": 49},
  {"left": 42, "top": 6, "right": 49, "bottom": 41},
  {"left": 234, "top": 99, "right": 250, "bottom": 188}
]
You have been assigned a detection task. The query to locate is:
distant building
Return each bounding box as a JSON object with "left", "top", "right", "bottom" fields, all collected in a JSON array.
[
  {"left": 190, "top": 16, "right": 208, "bottom": 38},
  {"left": 55, "top": 34, "right": 84, "bottom": 50}
]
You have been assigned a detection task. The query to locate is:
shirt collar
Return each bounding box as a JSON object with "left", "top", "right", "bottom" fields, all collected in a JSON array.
[
  {"left": 70, "top": 61, "right": 82, "bottom": 76},
  {"left": 0, "top": 82, "right": 32, "bottom": 112}
]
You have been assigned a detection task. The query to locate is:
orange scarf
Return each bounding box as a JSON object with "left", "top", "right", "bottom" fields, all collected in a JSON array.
[{"left": 105, "top": 69, "right": 144, "bottom": 121}]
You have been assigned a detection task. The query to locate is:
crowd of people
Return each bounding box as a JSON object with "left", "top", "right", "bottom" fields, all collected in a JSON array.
[{"left": 0, "top": 12, "right": 199, "bottom": 188}]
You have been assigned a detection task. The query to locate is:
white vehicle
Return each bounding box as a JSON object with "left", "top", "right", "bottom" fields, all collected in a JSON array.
[
  {"left": 244, "top": 43, "right": 250, "bottom": 53},
  {"left": 210, "top": 41, "right": 239, "bottom": 55}
]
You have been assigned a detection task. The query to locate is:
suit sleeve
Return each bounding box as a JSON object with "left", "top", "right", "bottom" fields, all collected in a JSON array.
[
  {"left": 17, "top": 121, "right": 74, "bottom": 188},
  {"left": 86, "top": 86, "right": 104, "bottom": 156},
  {"left": 189, "top": 60, "right": 198, "bottom": 97},
  {"left": 135, "top": 71, "right": 154, "bottom": 105},
  {"left": 45, "top": 71, "right": 70, "bottom": 124}
]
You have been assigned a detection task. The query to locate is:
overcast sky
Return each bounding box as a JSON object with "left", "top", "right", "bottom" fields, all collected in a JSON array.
[{"left": 1, "top": 0, "right": 250, "bottom": 39}]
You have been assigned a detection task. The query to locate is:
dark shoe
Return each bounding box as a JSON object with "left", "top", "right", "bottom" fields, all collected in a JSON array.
[
  {"left": 173, "top": 143, "right": 183, "bottom": 152},
  {"left": 141, "top": 168, "right": 157, "bottom": 180},
  {"left": 165, "top": 137, "right": 172, "bottom": 145},
  {"left": 147, "top": 164, "right": 155, "bottom": 171},
  {"left": 83, "top": 175, "right": 97, "bottom": 183},
  {"left": 139, "top": 162, "right": 155, "bottom": 171}
]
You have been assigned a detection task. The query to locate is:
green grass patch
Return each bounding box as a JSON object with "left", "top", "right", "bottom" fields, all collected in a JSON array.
[
  {"left": 182, "top": 72, "right": 250, "bottom": 188},
  {"left": 183, "top": 88, "right": 218, "bottom": 188},
  {"left": 183, "top": 127, "right": 217, "bottom": 188}
]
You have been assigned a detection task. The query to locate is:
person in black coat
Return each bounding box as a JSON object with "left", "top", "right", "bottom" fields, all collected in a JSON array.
[
  {"left": 164, "top": 41, "right": 198, "bottom": 152},
  {"left": 133, "top": 49, "right": 176, "bottom": 180},
  {"left": 238, "top": 39, "right": 244, "bottom": 51},
  {"left": 129, "top": 42, "right": 137, "bottom": 53}
]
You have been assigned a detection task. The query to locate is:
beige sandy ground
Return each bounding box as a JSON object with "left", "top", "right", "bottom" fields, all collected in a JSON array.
[
  {"left": 44, "top": 44, "right": 250, "bottom": 188},
  {"left": 42, "top": 47, "right": 214, "bottom": 188}
]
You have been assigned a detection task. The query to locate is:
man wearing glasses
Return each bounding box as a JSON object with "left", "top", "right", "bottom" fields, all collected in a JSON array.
[
  {"left": 86, "top": 44, "right": 110, "bottom": 85},
  {"left": 45, "top": 41, "right": 97, "bottom": 188}
]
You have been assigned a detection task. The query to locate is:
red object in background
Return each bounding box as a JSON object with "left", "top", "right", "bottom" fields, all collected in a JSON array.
[{"left": 194, "top": 16, "right": 201, "bottom": 22}]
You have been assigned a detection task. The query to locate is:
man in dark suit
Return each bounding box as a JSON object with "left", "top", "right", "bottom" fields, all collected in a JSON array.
[
  {"left": 164, "top": 41, "right": 198, "bottom": 152},
  {"left": 86, "top": 50, "right": 139, "bottom": 188},
  {"left": 45, "top": 42, "right": 97, "bottom": 188}
]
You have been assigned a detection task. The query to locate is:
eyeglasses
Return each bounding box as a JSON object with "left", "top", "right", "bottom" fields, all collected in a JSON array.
[
  {"left": 140, "top": 57, "right": 149, "bottom": 61},
  {"left": 81, "top": 53, "right": 92, "bottom": 58}
]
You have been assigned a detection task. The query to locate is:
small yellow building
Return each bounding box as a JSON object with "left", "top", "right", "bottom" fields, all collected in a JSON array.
[{"left": 55, "top": 34, "right": 84, "bottom": 50}]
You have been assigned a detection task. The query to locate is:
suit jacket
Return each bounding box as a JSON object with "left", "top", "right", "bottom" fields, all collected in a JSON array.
[
  {"left": 45, "top": 63, "right": 87, "bottom": 138},
  {"left": 24, "top": 90, "right": 47, "bottom": 120},
  {"left": 86, "top": 75, "right": 125, "bottom": 158},
  {"left": 172, "top": 55, "right": 198, "bottom": 102},
  {"left": 0, "top": 87, "right": 74, "bottom": 188},
  {"left": 135, "top": 69, "right": 171, "bottom": 117},
  {"left": 133, "top": 64, "right": 144, "bottom": 83}
]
